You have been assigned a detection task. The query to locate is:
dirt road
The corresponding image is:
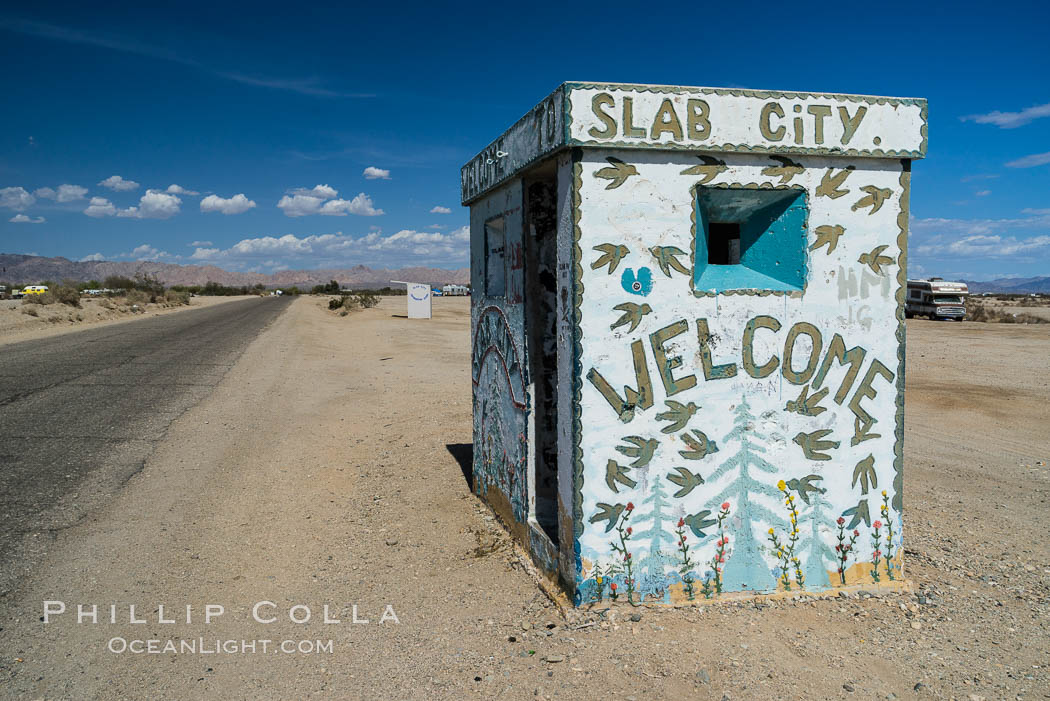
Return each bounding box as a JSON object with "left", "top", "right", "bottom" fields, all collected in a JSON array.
[{"left": 0, "top": 298, "right": 1047, "bottom": 700}]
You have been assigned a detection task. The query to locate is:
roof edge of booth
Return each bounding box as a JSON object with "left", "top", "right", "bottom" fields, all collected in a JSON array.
[{"left": 461, "top": 82, "right": 927, "bottom": 205}]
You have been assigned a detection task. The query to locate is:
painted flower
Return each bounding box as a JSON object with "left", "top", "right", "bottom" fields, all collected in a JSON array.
[
  {"left": 768, "top": 528, "right": 775, "bottom": 536},
  {"left": 882, "top": 490, "right": 887, "bottom": 497},
  {"left": 677, "top": 518, "right": 685, "bottom": 528},
  {"left": 721, "top": 502, "right": 730, "bottom": 511},
  {"left": 853, "top": 530, "right": 860, "bottom": 537},
  {"left": 873, "top": 520, "right": 882, "bottom": 529},
  {"left": 777, "top": 480, "right": 786, "bottom": 491},
  {"left": 610, "top": 582, "right": 617, "bottom": 591},
  {"left": 874, "top": 550, "right": 881, "bottom": 557},
  {"left": 626, "top": 502, "right": 635, "bottom": 512},
  {"left": 626, "top": 527, "right": 632, "bottom": 535},
  {"left": 837, "top": 517, "right": 845, "bottom": 526},
  {"left": 625, "top": 552, "right": 632, "bottom": 560}
]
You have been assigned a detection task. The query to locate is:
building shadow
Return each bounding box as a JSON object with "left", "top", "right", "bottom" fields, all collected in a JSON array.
[
  {"left": 390, "top": 314, "right": 408, "bottom": 319},
  {"left": 446, "top": 443, "right": 473, "bottom": 491}
]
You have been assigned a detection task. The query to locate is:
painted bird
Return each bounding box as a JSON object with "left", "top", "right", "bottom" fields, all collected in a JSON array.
[
  {"left": 649, "top": 245, "right": 690, "bottom": 277},
  {"left": 683, "top": 510, "right": 717, "bottom": 538},
  {"left": 793, "top": 429, "right": 839, "bottom": 461},
  {"left": 815, "top": 166, "right": 854, "bottom": 199},
  {"left": 610, "top": 302, "right": 652, "bottom": 333},
  {"left": 785, "top": 385, "right": 829, "bottom": 416},
  {"left": 678, "top": 430, "right": 719, "bottom": 460},
  {"left": 858, "top": 245, "right": 895, "bottom": 275},
  {"left": 851, "top": 416, "right": 881, "bottom": 446},
  {"left": 852, "top": 454, "right": 878, "bottom": 495},
  {"left": 841, "top": 499, "right": 871, "bottom": 530},
  {"left": 605, "top": 459, "right": 637, "bottom": 493},
  {"left": 851, "top": 185, "right": 893, "bottom": 214},
  {"left": 761, "top": 155, "right": 804, "bottom": 184},
  {"left": 785, "top": 474, "right": 826, "bottom": 505},
  {"left": 589, "top": 503, "right": 626, "bottom": 533},
  {"left": 666, "top": 466, "right": 705, "bottom": 498},
  {"left": 616, "top": 435, "right": 659, "bottom": 468},
  {"left": 594, "top": 156, "right": 639, "bottom": 190},
  {"left": 809, "top": 225, "right": 846, "bottom": 255},
  {"left": 656, "top": 400, "right": 699, "bottom": 433},
  {"left": 679, "top": 154, "right": 727, "bottom": 184},
  {"left": 591, "top": 243, "right": 630, "bottom": 274}
]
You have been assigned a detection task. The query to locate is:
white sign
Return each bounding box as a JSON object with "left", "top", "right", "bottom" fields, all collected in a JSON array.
[{"left": 392, "top": 281, "right": 431, "bottom": 319}]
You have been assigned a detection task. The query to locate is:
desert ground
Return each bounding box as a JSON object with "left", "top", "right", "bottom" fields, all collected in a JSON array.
[{"left": 0, "top": 296, "right": 1047, "bottom": 700}]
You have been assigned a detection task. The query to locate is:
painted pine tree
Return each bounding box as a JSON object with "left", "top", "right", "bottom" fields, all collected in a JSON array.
[
  {"left": 796, "top": 491, "right": 836, "bottom": 588},
  {"left": 706, "top": 397, "right": 787, "bottom": 593},
  {"left": 635, "top": 472, "right": 676, "bottom": 600}
]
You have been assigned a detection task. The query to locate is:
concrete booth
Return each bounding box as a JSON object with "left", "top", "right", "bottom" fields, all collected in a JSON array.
[{"left": 463, "top": 82, "right": 926, "bottom": 605}]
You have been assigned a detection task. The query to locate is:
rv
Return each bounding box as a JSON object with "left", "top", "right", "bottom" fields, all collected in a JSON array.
[{"left": 906, "top": 278, "right": 968, "bottom": 320}]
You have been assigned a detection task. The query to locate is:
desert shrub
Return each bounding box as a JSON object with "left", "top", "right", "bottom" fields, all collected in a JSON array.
[
  {"left": 51, "top": 285, "right": 81, "bottom": 307},
  {"left": 328, "top": 297, "right": 344, "bottom": 310},
  {"left": 21, "top": 305, "right": 39, "bottom": 317},
  {"left": 966, "top": 302, "right": 1049, "bottom": 324},
  {"left": 122, "top": 289, "right": 151, "bottom": 306},
  {"left": 98, "top": 297, "right": 114, "bottom": 309},
  {"left": 339, "top": 310, "right": 349, "bottom": 317},
  {"left": 355, "top": 292, "right": 380, "bottom": 309},
  {"left": 22, "top": 293, "right": 48, "bottom": 305},
  {"left": 163, "top": 289, "right": 190, "bottom": 306}
]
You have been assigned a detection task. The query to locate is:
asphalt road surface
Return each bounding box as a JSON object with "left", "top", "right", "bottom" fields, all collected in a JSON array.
[{"left": 0, "top": 296, "right": 290, "bottom": 594}]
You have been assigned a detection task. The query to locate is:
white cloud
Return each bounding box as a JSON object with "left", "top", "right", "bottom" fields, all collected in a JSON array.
[
  {"left": 34, "top": 184, "right": 88, "bottom": 202},
  {"left": 292, "top": 184, "right": 339, "bottom": 198},
  {"left": 79, "top": 252, "right": 105, "bottom": 261},
  {"left": 0, "top": 186, "right": 35, "bottom": 211},
  {"left": 84, "top": 196, "right": 117, "bottom": 217},
  {"left": 430, "top": 205, "right": 452, "bottom": 214},
  {"left": 189, "top": 240, "right": 213, "bottom": 247},
  {"left": 915, "top": 234, "right": 1050, "bottom": 258},
  {"left": 98, "top": 175, "right": 140, "bottom": 191},
  {"left": 911, "top": 209, "right": 1050, "bottom": 262},
  {"left": 962, "top": 102, "right": 1050, "bottom": 129},
  {"left": 9, "top": 214, "right": 45, "bottom": 223},
  {"left": 166, "top": 184, "right": 199, "bottom": 195},
  {"left": 117, "top": 190, "right": 181, "bottom": 219},
  {"left": 200, "top": 193, "right": 256, "bottom": 215},
  {"left": 277, "top": 193, "right": 328, "bottom": 217},
  {"left": 363, "top": 166, "right": 390, "bottom": 180},
  {"left": 1005, "top": 151, "right": 1050, "bottom": 168},
  {"left": 320, "top": 193, "right": 383, "bottom": 216},
  {"left": 188, "top": 225, "right": 469, "bottom": 271},
  {"left": 127, "top": 244, "right": 172, "bottom": 261},
  {"left": 277, "top": 185, "right": 383, "bottom": 217},
  {"left": 975, "top": 190, "right": 991, "bottom": 197}
]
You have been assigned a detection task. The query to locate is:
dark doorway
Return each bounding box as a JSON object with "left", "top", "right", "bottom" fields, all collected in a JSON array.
[{"left": 524, "top": 177, "right": 559, "bottom": 546}]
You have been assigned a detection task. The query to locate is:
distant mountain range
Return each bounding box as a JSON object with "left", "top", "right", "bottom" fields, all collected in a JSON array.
[
  {"left": 958, "top": 276, "right": 1050, "bottom": 294},
  {"left": 0, "top": 254, "right": 469, "bottom": 289}
]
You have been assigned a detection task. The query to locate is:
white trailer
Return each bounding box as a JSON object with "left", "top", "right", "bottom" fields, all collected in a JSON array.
[{"left": 906, "top": 278, "right": 968, "bottom": 320}]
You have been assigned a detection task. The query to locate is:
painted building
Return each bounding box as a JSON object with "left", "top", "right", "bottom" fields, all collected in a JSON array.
[{"left": 463, "top": 82, "right": 925, "bottom": 605}]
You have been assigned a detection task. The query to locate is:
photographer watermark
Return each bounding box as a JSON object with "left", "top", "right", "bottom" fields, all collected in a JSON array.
[{"left": 42, "top": 601, "right": 400, "bottom": 654}]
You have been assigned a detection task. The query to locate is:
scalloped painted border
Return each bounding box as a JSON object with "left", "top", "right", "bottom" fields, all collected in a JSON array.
[
  {"left": 563, "top": 82, "right": 928, "bottom": 159},
  {"left": 570, "top": 150, "right": 586, "bottom": 596},
  {"left": 893, "top": 165, "right": 909, "bottom": 517}
]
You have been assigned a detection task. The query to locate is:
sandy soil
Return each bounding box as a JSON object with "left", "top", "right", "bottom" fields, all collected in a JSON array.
[
  {"left": 0, "top": 295, "right": 261, "bottom": 347},
  {"left": 1, "top": 297, "right": 1047, "bottom": 700}
]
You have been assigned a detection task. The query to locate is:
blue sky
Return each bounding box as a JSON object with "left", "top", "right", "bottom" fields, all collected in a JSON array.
[{"left": 1, "top": 1, "right": 1047, "bottom": 279}]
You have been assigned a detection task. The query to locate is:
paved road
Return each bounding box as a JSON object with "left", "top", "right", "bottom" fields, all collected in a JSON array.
[{"left": 0, "top": 297, "right": 290, "bottom": 594}]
